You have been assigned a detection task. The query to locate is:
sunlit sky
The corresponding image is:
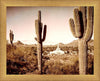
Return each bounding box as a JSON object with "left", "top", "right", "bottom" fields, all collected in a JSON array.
[{"left": 7, "top": 7, "right": 94, "bottom": 45}]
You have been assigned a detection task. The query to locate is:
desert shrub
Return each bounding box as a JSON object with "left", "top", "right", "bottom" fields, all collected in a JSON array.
[
  {"left": 42, "top": 55, "right": 79, "bottom": 74},
  {"left": 7, "top": 44, "right": 38, "bottom": 74},
  {"left": 42, "top": 60, "right": 79, "bottom": 74},
  {"left": 7, "top": 44, "right": 94, "bottom": 74},
  {"left": 87, "top": 54, "right": 94, "bottom": 74}
]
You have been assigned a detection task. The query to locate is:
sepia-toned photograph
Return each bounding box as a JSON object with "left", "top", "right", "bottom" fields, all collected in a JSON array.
[{"left": 6, "top": 6, "right": 94, "bottom": 75}]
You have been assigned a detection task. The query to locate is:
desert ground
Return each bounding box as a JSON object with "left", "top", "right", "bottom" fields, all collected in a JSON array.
[{"left": 7, "top": 40, "right": 94, "bottom": 74}]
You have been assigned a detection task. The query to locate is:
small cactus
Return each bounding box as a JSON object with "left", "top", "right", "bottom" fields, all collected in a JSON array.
[
  {"left": 9, "top": 30, "right": 14, "bottom": 46},
  {"left": 35, "top": 10, "right": 47, "bottom": 74},
  {"left": 69, "top": 7, "right": 94, "bottom": 74}
]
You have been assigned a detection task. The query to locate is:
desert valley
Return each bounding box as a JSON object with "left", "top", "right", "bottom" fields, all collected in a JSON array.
[{"left": 7, "top": 40, "right": 94, "bottom": 74}]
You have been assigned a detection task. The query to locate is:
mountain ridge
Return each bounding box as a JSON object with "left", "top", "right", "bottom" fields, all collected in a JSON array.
[{"left": 9, "top": 39, "right": 94, "bottom": 47}]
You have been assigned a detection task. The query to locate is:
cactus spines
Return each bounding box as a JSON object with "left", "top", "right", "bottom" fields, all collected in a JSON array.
[
  {"left": 69, "top": 18, "right": 76, "bottom": 37},
  {"left": 35, "top": 10, "right": 47, "bottom": 74},
  {"left": 42, "top": 25, "right": 47, "bottom": 42},
  {"left": 74, "top": 9, "right": 82, "bottom": 38},
  {"left": 9, "top": 30, "right": 14, "bottom": 46},
  {"left": 79, "top": 7, "right": 87, "bottom": 35},
  {"left": 69, "top": 6, "right": 94, "bottom": 74},
  {"left": 84, "top": 7, "right": 94, "bottom": 42}
]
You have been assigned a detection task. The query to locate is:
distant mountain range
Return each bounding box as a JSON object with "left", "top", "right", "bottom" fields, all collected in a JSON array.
[
  {"left": 14, "top": 41, "right": 24, "bottom": 45},
  {"left": 44, "top": 39, "right": 94, "bottom": 47},
  {"left": 63, "top": 39, "right": 94, "bottom": 47},
  {"left": 12, "top": 39, "right": 94, "bottom": 47}
]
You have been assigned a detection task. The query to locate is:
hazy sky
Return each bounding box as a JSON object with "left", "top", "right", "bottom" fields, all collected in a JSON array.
[{"left": 7, "top": 7, "right": 94, "bottom": 45}]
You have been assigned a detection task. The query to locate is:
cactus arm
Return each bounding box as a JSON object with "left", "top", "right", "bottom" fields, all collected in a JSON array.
[
  {"left": 42, "top": 25, "right": 47, "bottom": 42},
  {"left": 35, "top": 20, "right": 39, "bottom": 35},
  {"left": 35, "top": 20, "right": 42, "bottom": 43},
  {"left": 69, "top": 18, "right": 76, "bottom": 37},
  {"left": 9, "top": 32, "right": 11, "bottom": 41},
  {"left": 84, "top": 7, "right": 94, "bottom": 42},
  {"left": 74, "top": 9, "right": 82, "bottom": 38},
  {"left": 79, "top": 7, "right": 87, "bottom": 35},
  {"left": 9, "top": 30, "right": 14, "bottom": 46}
]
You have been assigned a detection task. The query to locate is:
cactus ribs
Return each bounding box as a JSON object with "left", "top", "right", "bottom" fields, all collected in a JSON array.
[
  {"left": 35, "top": 11, "right": 47, "bottom": 74},
  {"left": 69, "top": 7, "right": 94, "bottom": 75}
]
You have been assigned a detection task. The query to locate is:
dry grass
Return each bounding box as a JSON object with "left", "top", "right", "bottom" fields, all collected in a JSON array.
[{"left": 7, "top": 44, "right": 94, "bottom": 75}]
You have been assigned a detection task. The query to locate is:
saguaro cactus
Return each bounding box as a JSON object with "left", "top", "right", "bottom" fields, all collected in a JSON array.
[
  {"left": 35, "top": 11, "right": 47, "bottom": 74},
  {"left": 9, "top": 30, "right": 14, "bottom": 46},
  {"left": 69, "top": 7, "right": 94, "bottom": 74}
]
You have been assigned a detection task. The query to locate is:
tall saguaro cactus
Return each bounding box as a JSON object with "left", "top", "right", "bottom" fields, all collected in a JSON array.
[
  {"left": 69, "top": 7, "right": 94, "bottom": 74},
  {"left": 35, "top": 11, "right": 47, "bottom": 74},
  {"left": 9, "top": 30, "right": 14, "bottom": 46}
]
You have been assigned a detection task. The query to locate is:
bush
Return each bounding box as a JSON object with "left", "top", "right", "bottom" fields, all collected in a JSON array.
[{"left": 7, "top": 44, "right": 94, "bottom": 74}]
